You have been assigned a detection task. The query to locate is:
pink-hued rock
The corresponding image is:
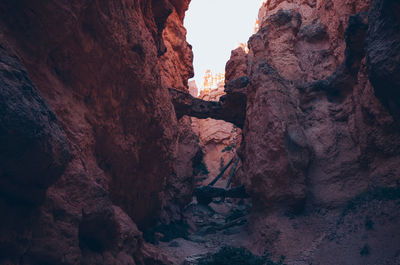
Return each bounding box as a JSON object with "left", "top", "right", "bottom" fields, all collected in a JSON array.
[
  {"left": 194, "top": 117, "right": 240, "bottom": 180},
  {"left": 256, "top": 0, "right": 370, "bottom": 82},
  {"left": 224, "top": 0, "right": 400, "bottom": 263},
  {"left": 1, "top": 0, "right": 400, "bottom": 264},
  {"left": 192, "top": 84, "right": 242, "bottom": 181},
  {"left": 188, "top": 80, "right": 199, "bottom": 97},
  {"left": 239, "top": 0, "right": 400, "bottom": 213},
  {"left": 242, "top": 60, "right": 311, "bottom": 209},
  {"left": 0, "top": 0, "right": 194, "bottom": 263},
  {"left": 158, "top": 4, "right": 201, "bottom": 222},
  {"left": 162, "top": 116, "right": 200, "bottom": 223},
  {"left": 225, "top": 46, "right": 249, "bottom": 83},
  {"left": 160, "top": 8, "right": 194, "bottom": 91}
]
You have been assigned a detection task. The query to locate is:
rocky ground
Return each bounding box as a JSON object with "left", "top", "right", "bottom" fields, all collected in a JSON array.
[
  {"left": 148, "top": 174, "right": 253, "bottom": 265},
  {"left": 157, "top": 198, "right": 252, "bottom": 265}
]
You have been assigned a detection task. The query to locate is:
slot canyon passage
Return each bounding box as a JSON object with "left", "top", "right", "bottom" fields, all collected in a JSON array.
[{"left": 1, "top": 0, "right": 400, "bottom": 264}]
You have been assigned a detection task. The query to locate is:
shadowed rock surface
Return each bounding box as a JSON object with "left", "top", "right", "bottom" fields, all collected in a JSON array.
[
  {"left": 169, "top": 76, "right": 248, "bottom": 128},
  {"left": 223, "top": 0, "right": 400, "bottom": 263},
  {"left": 366, "top": 0, "right": 400, "bottom": 116},
  {"left": 0, "top": 0, "right": 195, "bottom": 264},
  {"left": 0, "top": 43, "right": 71, "bottom": 205},
  {"left": 1, "top": 0, "right": 400, "bottom": 264},
  {"left": 191, "top": 83, "right": 242, "bottom": 180}
]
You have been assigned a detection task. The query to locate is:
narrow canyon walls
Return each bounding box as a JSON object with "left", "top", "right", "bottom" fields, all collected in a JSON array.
[{"left": 1, "top": 0, "right": 400, "bottom": 264}]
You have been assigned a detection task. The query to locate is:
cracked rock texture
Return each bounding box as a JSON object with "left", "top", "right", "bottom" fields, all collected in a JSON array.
[
  {"left": 224, "top": 0, "right": 400, "bottom": 263},
  {"left": 1, "top": 0, "right": 400, "bottom": 264},
  {"left": 0, "top": 0, "right": 195, "bottom": 264},
  {"left": 192, "top": 84, "right": 242, "bottom": 182}
]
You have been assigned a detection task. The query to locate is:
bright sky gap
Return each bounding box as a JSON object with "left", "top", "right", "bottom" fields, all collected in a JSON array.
[{"left": 184, "top": 0, "right": 262, "bottom": 90}]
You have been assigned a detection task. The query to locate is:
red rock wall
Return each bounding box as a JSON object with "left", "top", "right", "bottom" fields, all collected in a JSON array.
[
  {"left": 192, "top": 84, "right": 242, "bottom": 184},
  {"left": 237, "top": 0, "right": 400, "bottom": 212},
  {"left": 0, "top": 0, "right": 193, "bottom": 264},
  {"left": 225, "top": 0, "right": 400, "bottom": 263},
  {"left": 160, "top": 8, "right": 194, "bottom": 91},
  {"left": 158, "top": 4, "right": 201, "bottom": 222},
  {"left": 257, "top": 0, "right": 370, "bottom": 82}
]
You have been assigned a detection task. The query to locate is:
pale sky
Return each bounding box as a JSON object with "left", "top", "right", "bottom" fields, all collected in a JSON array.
[{"left": 184, "top": 0, "right": 261, "bottom": 88}]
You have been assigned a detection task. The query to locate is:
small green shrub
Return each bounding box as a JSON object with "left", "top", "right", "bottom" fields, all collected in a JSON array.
[
  {"left": 193, "top": 149, "right": 209, "bottom": 176},
  {"left": 197, "top": 162, "right": 210, "bottom": 175},
  {"left": 219, "top": 157, "right": 225, "bottom": 171},
  {"left": 360, "top": 244, "right": 370, "bottom": 256},
  {"left": 222, "top": 144, "right": 236, "bottom": 153},
  {"left": 365, "top": 216, "right": 374, "bottom": 231},
  {"left": 341, "top": 187, "right": 400, "bottom": 218}
]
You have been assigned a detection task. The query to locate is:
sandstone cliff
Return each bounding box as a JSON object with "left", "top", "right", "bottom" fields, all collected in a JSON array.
[
  {"left": 158, "top": 2, "right": 201, "bottom": 224},
  {"left": 223, "top": 0, "right": 400, "bottom": 263},
  {"left": 0, "top": 0, "right": 193, "bottom": 264},
  {"left": 192, "top": 84, "right": 242, "bottom": 184},
  {"left": 1, "top": 0, "right": 400, "bottom": 264}
]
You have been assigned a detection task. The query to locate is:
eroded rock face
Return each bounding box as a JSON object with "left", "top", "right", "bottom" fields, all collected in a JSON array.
[
  {"left": 188, "top": 80, "right": 198, "bottom": 97},
  {"left": 224, "top": 0, "right": 400, "bottom": 263},
  {"left": 366, "top": 0, "right": 400, "bottom": 116},
  {"left": 169, "top": 77, "right": 247, "bottom": 129},
  {"left": 225, "top": 47, "right": 248, "bottom": 83},
  {"left": 0, "top": 0, "right": 193, "bottom": 264},
  {"left": 160, "top": 7, "right": 194, "bottom": 91},
  {"left": 158, "top": 4, "right": 201, "bottom": 223},
  {"left": 192, "top": 84, "right": 242, "bottom": 181},
  {"left": 2, "top": 0, "right": 400, "bottom": 263},
  {"left": 0, "top": 43, "right": 71, "bottom": 205},
  {"left": 162, "top": 116, "right": 200, "bottom": 223},
  {"left": 257, "top": 0, "right": 370, "bottom": 82},
  {"left": 242, "top": 61, "right": 311, "bottom": 209},
  {"left": 170, "top": 80, "right": 245, "bottom": 184},
  {"left": 238, "top": 0, "right": 400, "bottom": 212}
]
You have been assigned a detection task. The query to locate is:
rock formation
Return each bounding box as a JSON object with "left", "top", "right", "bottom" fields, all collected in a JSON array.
[
  {"left": 158, "top": 3, "right": 201, "bottom": 224},
  {"left": 167, "top": 0, "right": 400, "bottom": 263},
  {"left": 240, "top": 0, "right": 400, "bottom": 209},
  {"left": 0, "top": 44, "right": 71, "bottom": 206},
  {"left": 366, "top": 0, "right": 400, "bottom": 117},
  {"left": 191, "top": 83, "right": 242, "bottom": 182},
  {"left": 160, "top": 6, "right": 194, "bottom": 92},
  {"left": 0, "top": 0, "right": 194, "bottom": 264},
  {"left": 1, "top": 0, "right": 400, "bottom": 264},
  {"left": 222, "top": 0, "right": 400, "bottom": 263},
  {"left": 169, "top": 75, "right": 247, "bottom": 129},
  {"left": 188, "top": 80, "right": 198, "bottom": 97}
]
